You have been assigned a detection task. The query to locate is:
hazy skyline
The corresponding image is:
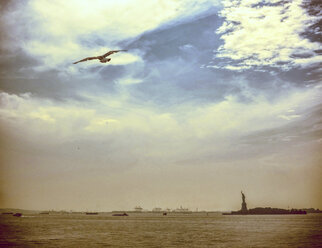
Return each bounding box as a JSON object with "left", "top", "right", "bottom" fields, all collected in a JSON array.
[{"left": 0, "top": 0, "right": 321, "bottom": 211}]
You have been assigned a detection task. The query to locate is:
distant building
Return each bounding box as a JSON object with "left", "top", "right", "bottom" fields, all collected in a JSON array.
[
  {"left": 173, "top": 206, "right": 191, "bottom": 213},
  {"left": 152, "top": 207, "right": 162, "bottom": 212},
  {"left": 134, "top": 206, "right": 143, "bottom": 212}
]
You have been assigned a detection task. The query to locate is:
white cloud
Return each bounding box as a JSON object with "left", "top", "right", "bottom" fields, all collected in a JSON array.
[
  {"left": 3, "top": 0, "right": 219, "bottom": 68},
  {"left": 0, "top": 85, "right": 319, "bottom": 159},
  {"left": 117, "top": 77, "right": 142, "bottom": 85},
  {"left": 214, "top": 0, "right": 322, "bottom": 71},
  {"left": 278, "top": 114, "right": 301, "bottom": 121},
  {"left": 179, "top": 44, "right": 195, "bottom": 51}
]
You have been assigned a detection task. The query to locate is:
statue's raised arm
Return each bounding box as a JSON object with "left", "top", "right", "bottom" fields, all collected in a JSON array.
[{"left": 241, "top": 191, "right": 246, "bottom": 203}]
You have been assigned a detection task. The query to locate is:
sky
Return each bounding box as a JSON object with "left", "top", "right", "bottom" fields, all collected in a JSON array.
[{"left": 0, "top": 0, "right": 321, "bottom": 212}]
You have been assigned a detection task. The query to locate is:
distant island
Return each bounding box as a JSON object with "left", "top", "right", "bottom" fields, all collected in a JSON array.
[
  {"left": 223, "top": 191, "right": 308, "bottom": 215},
  {"left": 302, "top": 208, "right": 322, "bottom": 214}
]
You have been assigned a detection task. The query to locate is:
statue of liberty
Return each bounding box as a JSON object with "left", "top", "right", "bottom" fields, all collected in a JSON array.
[{"left": 241, "top": 191, "right": 247, "bottom": 213}]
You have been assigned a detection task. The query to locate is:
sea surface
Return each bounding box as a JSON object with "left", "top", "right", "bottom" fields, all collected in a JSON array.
[{"left": 0, "top": 212, "right": 321, "bottom": 247}]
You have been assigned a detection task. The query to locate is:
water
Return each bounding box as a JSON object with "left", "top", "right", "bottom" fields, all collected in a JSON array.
[{"left": 1, "top": 213, "right": 321, "bottom": 247}]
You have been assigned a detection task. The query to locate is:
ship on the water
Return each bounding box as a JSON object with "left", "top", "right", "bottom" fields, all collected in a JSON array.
[
  {"left": 40, "top": 211, "right": 50, "bottom": 215},
  {"left": 223, "top": 191, "right": 306, "bottom": 215},
  {"left": 112, "top": 213, "right": 128, "bottom": 216},
  {"left": 172, "top": 206, "right": 192, "bottom": 213}
]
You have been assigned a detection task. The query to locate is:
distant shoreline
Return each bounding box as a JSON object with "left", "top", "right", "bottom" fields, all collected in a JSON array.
[{"left": 1, "top": 208, "right": 321, "bottom": 215}]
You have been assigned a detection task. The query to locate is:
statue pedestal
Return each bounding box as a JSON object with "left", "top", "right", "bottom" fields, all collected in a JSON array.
[{"left": 241, "top": 202, "right": 247, "bottom": 213}]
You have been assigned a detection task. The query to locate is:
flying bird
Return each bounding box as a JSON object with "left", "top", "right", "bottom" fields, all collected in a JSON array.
[{"left": 73, "top": 50, "right": 127, "bottom": 64}]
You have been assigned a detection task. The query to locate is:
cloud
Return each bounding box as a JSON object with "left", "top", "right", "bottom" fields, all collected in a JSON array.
[
  {"left": 213, "top": 0, "right": 322, "bottom": 71},
  {"left": 117, "top": 77, "right": 142, "bottom": 85},
  {"left": 0, "top": 85, "right": 319, "bottom": 163},
  {"left": 2, "top": 0, "right": 220, "bottom": 69}
]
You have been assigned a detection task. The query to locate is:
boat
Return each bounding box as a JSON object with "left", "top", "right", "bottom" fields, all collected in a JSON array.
[
  {"left": 85, "top": 212, "right": 98, "bottom": 215},
  {"left": 13, "top": 213, "right": 22, "bottom": 217},
  {"left": 112, "top": 213, "right": 128, "bottom": 216}
]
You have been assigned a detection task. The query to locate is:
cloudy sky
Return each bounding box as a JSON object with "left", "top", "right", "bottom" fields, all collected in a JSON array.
[{"left": 0, "top": 0, "right": 321, "bottom": 211}]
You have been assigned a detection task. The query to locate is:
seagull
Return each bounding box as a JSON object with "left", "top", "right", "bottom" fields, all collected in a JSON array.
[{"left": 73, "top": 50, "right": 127, "bottom": 64}]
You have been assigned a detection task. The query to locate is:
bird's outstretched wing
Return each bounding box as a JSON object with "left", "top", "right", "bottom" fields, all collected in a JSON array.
[
  {"left": 73, "top": 56, "right": 99, "bottom": 64},
  {"left": 102, "top": 50, "right": 128, "bottom": 58}
]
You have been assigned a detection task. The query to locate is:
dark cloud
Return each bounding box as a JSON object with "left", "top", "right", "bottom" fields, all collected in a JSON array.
[
  {"left": 0, "top": 49, "right": 123, "bottom": 101},
  {"left": 302, "top": 0, "right": 322, "bottom": 33},
  {"left": 240, "top": 103, "right": 322, "bottom": 153},
  {"left": 0, "top": 0, "right": 18, "bottom": 13},
  {"left": 126, "top": 13, "right": 221, "bottom": 62},
  {"left": 115, "top": 14, "right": 247, "bottom": 105}
]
